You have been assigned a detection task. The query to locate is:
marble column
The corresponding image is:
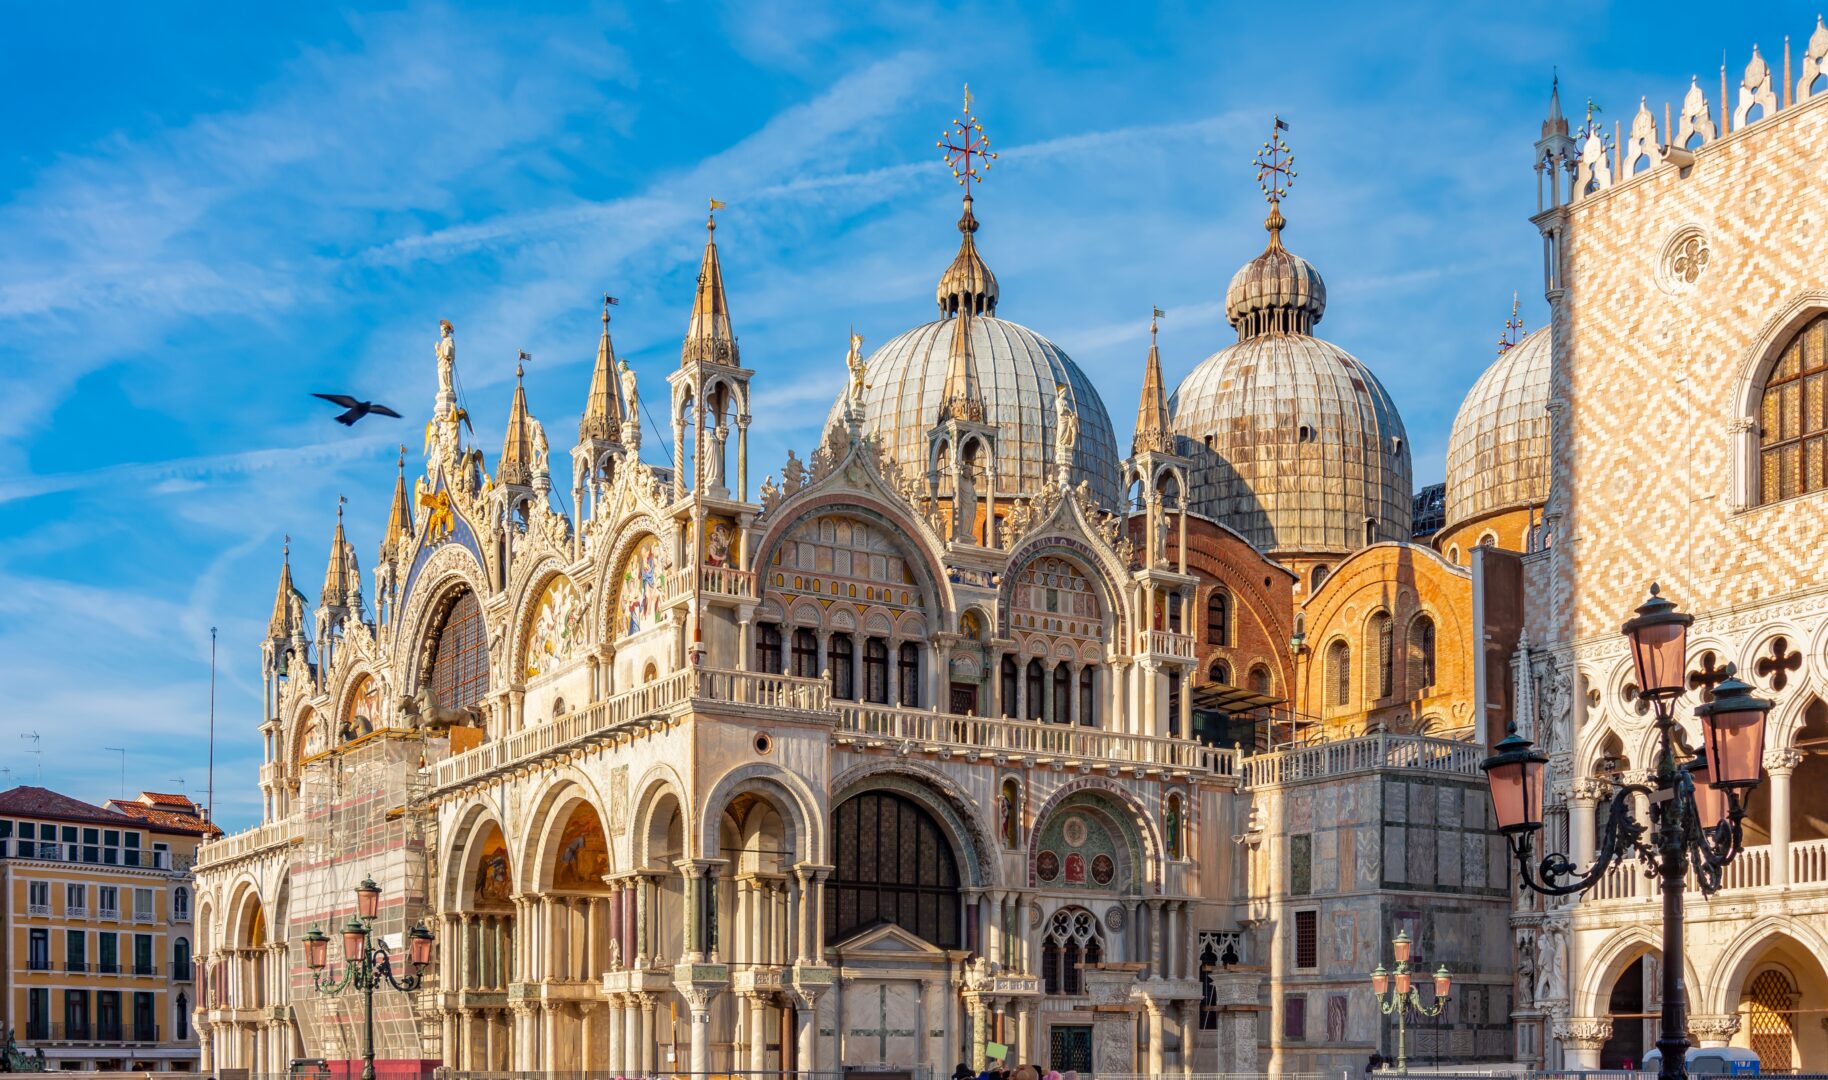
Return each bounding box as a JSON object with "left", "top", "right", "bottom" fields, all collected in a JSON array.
[
  {"left": 747, "top": 993, "right": 769, "bottom": 1072},
  {"left": 1148, "top": 1004, "right": 1166, "bottom": 1077},
  {"left": 1769, "top": 749, "right": 1802, "bottom": 886}
]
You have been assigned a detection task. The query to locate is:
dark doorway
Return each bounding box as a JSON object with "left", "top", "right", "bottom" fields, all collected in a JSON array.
[
  {"left": 950, "top": 682, "right": 979, "bottom": 716},
  {"left": 1050, "top": 1025, "right": 1093, "bottom": 1073},
  {"left": 1601, "top": 956, "right": 1647, "bottom": 1069}
]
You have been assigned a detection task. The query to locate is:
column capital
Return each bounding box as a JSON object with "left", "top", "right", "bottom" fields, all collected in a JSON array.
[
  {"left": 1765, "top": 747, "right": 1805, "bottom": 775},
  {"left": 1688, "top": 1013, "right": 1741, "bottom": 1044},
  {"left": 1553, "top": 1017, "right": 1613, "bottom": 1050},
  {"left": 1569, "top": 777, "right": 1610, "bottom": 804}
]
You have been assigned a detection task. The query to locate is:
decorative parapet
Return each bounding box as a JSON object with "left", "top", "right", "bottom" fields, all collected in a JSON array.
[
  {"left": 194, "top": 818, "right": 301, "bottom": 871},
  {"left": 1238, "top": 732, "right": 1484, "bottom": 789}
]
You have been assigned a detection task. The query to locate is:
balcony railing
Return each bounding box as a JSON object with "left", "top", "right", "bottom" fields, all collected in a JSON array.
[
  {"left": 1238, "top": 732, "right": 1484, "bottom": 789},
  {"left": 98, "top": 908, "right": 119, "bottom": 921},
  {"left": 27, "top": 958, "right": 49, "bottom": 972},
  {"left": 832, "top": 703, "right": 1237, "bottom": 777},
  {"left": 133, "top": 911, "right": 155, "bottom": 924},
  {"left": 433, "top": 668, "right": 831, "bottom": 790},
  {"left": 195, "top": 818, "right": 299, "bottom": 870},
  {"left": 0, "top": 842, "right": 169, "bottom": 870},
  {"left": 67, "top": 906, "right": 87, "bottom": 919},
  {"left": 700, "top": 563, "right": 755, "bottom": 599},
  {"left": 1140, "top": 629, "right": 1196, "bottom": 660},
  {"left": 65, "top": 961, "right": 86, "bottom": 973},
  {"left": 27, "top": 903, "right": 49, "bottom": 917},
  {"left": 28, "top": 1024, "right": 160, "bottom": 1045}
]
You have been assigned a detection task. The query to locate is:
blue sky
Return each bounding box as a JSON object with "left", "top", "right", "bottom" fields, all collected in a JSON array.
[{"left": 1, "top": 2, "right": 1814, "bottom": 831}]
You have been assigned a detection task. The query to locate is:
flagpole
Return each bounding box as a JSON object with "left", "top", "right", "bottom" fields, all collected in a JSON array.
[{"left": 206, "top": 626, "right": 217, "bottom": 825}]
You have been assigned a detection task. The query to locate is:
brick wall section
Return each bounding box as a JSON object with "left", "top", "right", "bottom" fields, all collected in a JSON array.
[{"left": 1141, "top": 513, "right": 1299, "bottom": 698}]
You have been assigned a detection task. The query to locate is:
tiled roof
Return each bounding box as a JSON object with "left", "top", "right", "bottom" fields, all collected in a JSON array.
[
  {"left": 0, "top": 786, "right": 136, "bottom": 829},
  {"left": 139, "top": 792, "right": 193, "bottom": 808},
  {"left": 103, "top": 799, "right": 220, "bottom": 839}
]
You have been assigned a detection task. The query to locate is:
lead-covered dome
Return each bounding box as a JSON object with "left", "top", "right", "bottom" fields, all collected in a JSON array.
[
  {"left": 835, "top": 316, "right": 1125, "bottom": 509},
  {"left": 1444, "top": 325, "right": 1550, "bottom": 532},
  {"left": 1170, "top": 209, "right": 1412, "bottom": 554}
]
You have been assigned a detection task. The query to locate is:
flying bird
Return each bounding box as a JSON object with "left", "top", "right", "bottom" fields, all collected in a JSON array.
[{"left": 313, "top": 393, "right": 403, "bottom": 426}]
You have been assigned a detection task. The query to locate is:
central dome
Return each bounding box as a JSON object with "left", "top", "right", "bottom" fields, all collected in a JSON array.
[
  {"left": 1170, "top": 207, "right": 1412, "bottom": 555},
  {"left": 833, "top": 316, "right": 1124, "bottom": 509},
  {"left": 1444, "top": 325, "right": 1550, "bottom": 533}
]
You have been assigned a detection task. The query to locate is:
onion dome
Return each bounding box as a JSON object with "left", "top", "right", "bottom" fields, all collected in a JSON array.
[
  {"left": 1444, "top": 325, "right": 1550, "bottom": 533},
  {"left": 831, "top": 199, "right": 1123, "bottom": 508},
  {"left": 1224, "top": 206, "right": 1327, "bottom": 338}
]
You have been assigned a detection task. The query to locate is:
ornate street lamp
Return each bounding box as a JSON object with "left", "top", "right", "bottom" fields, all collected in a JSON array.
[
  {"left": 1368, "top": 929, "right": 1451, "bottom": 1072},
  {"left": 1481, "top": 585, "right": 1773, "bottom": 1080},
  {"left": 306, "top": 877, "right": 434, "bottom": 1080}
]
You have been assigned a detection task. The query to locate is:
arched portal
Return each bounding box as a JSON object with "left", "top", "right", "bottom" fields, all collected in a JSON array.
[
  {"left": 421, "top": 587, "right": 491, "bottom": 713},
  {"left": 827, "top": 790, "right": 962, "bottom": 948}
]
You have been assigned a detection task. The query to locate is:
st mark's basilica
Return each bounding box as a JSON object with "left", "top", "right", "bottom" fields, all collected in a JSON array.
[{"left": 193, "top": 18, "right": 1828, "bottom": 1075}]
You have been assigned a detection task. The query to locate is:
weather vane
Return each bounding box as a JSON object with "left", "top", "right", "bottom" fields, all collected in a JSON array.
[
  {"left": 939, "top": 83, "right": 997, "bottom": 197},
  {"left": 1150, "top": 305, "right": 1165, "bottom": 340},
  {"left": 603, "top": 293, "right": 619, "bottom": 323},
  {"left": 1254, "top": 116, "right": 1296, "bottom": 206}
]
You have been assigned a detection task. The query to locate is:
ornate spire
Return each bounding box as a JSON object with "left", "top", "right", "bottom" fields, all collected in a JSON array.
[
  {"left": 269, "top": 538, "right": 304, "bottom": 639},
  {"left": 581, "top": 295, "right": 625, "bottom": 441},
  {"left": 1133, "top": 307, "right": 1172, "bottom": 455},
  {"left": 499, "top": 360, "right": 535, "bottom": 488},
  {"left": 1543, "top": 71, "right": 1569, "bottom": 138},
  {"left": 940, "top": 306, "right": 986, "bottom": 423},
  {"left": 383, "top": 445, "right": 412, "bottom": 556},
  {"left": 681, "top": 201, "right": 738, "bottom": 367},
  {"left": 935, "top": 86, "right": 1000, "bottom": 317},
  {"left": 321, "top": 498, "right": 359, "bottom": 606}
]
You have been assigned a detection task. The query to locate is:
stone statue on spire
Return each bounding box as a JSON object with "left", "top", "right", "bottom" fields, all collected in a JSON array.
[
  {"left": 618, "top": 360, "right": 639, "bottom": 422},
  {"left": 1054, "top": 383, "right": 1079, "bottom": 468},
  {"left": 846, "top": 327, "right": 868, "bottom": 406},
  {"left": 436, "top": 320, "right": 457, "bottom": 406}
]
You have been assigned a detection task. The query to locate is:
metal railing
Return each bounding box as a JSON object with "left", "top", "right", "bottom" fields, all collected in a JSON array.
[
  {"left": 833, "top": 702, "right": 1237, "bottom": 777},
  {"left": 0, "top": 841, "right": 170, "bottom": 869},
  {"left": 1239, "top": 732, "right": 1485, "bottom": 788},
  {"left": 27, "top": 1023, "right": 161, "bottom": 1044}
]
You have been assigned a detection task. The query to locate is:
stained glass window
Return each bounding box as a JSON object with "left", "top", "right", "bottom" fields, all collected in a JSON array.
[
  {"left": 826, "top": 792, "right": 961, "bottom": 948},
  {"left": 428, "top": 590, "right": 489, "bottom": 710}
]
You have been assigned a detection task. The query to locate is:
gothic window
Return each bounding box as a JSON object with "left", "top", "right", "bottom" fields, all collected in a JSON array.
[
  {"left": 1760, "top": 312, "right": 1828, "bottom": 503},
  {"left": 1042, "top": 908, "right": 1105, "bottom": 996},
  {"left": 897, "top": 642, "right": 920, "bottom": 707},
  {"left": 757, "top": 624, "right": 783, "bottom": 674},
  {"left": 1001, "top": 656, "right": 1019, "bottom": 719},
  {"left": 1369, "top": 612, "right": 1393, "bottom": 698},
  {"left": 1206, "top": 587, "right": 1231, "bottom": 647},
  {"left": 427, "top": 589, "right": 490, "bottom": 711},
  {"left": 829, "top": 633, "right": 855, "bottom": 700},
  {"left": 791, "top": 629, "right": 818, "bottom": 679},
  {"left": 1408, "top": 615, "right": 1437, "bottom": 692},
  {"left": 864, "top": 638, "right": 890, "bottom": 704},
  {"left": 1208, "top": 659, "right": 1231, "bottom": 685},
  {"left": 1078, "top": 667, "right": 1095, "bottom": 727},
  {"left": 1052, "top": 664, "right": 1071, "bottom": 723},
  {"left": 827, "top": 792, "right": 961, "bottom": 948},
  {"left": 1026, "top": 660, "right": 1045, "bottom": 721},
  {"left": 1326, "top": 639, "right": 1351, "bottom": 707}
]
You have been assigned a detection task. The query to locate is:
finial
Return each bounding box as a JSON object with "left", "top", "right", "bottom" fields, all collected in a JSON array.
[
  {"left": 708, "top": 198, "right": 726, "bottom": 233},
  {"left": 337, "top": 494, "right": 346, "bottom": 521},
  {"left": 1499, "top": 293, "right": 1525, "bottom": 353},
  {"left": 1252, "top": 116, "right": 1296, "bottom": 239},
  {"left": 283, "top": 535, "right": 291, "bottom": 561},
  {"left": 398, "top": 444, "right": 407, "bottom": 471},
  {"left": 939, "top": 84, "right": 997, "bottom": 198},
  {"left": 516, "top": 361, "right": 525, "bottom": 381},
  {"left": 1150, "top": 305, "right": 1165, "bottom": 343},
  {"left": 603, "top": 293, "right": 618, "bottom": 326}
]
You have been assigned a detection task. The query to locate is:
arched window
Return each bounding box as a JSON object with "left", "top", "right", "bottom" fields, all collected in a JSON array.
[
  {"left": 1052, "top": 664, "right": 1071, "bottom": 723},
  {"left": 829, "top": 633, "right": 855, "bottom": 700},
  {"left": 827, "top": 792, "right": 961, "bottom": 948},
  {"left": 791, "top": 628, "right": 818, "bottom": 679},
  {"left": 1369, "top": 612, "right": 1393, "bottom": 698},
  {"left": 756, "top": 624, "right": 783, "bottom": 674},
  {"left": 1310, "top": 564, "right": 1329, "bottom": 592},
  {"left": 1078, "top": 667, "right": 1095, "bottom": 727},
  {"left": 1001, "top": 656, "right": 1019, "bottom": 719},
  {"left": 1326, "top": 639, "right": 1351, "bottom": 707},
  {"left": 173, "top": 887, "right": 190, "bottom": 922},
  {"left": 427, "top": 589, "right": 490, "bottom": 710},
  {"left": 1042, "top": 908, "right": 1106, "bottom": 996},
  {"left": 863, "top": 638, "right": 889, "bottom": 704},
  {"left": 1248, "top": 664, "right": 1272, "bottom": 695},
  {"left": 1760, "top": 312, "right": 1828, "bottom": 503},
  {"left": 1207, "top": 659, "right": 1231, "bottom": 685},
  {"left": 897, "top": 642, "right": 920, "bottom": 707},
  {"left": 1026, "top": 660, "right": 1045, "bottom": 721},
  {"left": 173, "top": 938, "right": 191, "bottom": 982},
  {"left": 1206, "top": 587, "right": 1231, "bottom": 647},
  {"left": 1407, "top": 615, "right": 1437, "bottom": 692}
]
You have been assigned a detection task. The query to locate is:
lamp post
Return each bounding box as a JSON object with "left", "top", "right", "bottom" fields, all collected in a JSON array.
[
  {"left": 1481, "top": 585, "right": 1773, "bottom": 1080},
  {"left": 1369, "top": 929, "right": 1452, "bottom": 1072},
  {"left": 303, "top": 877, "right": 435, "bottom": 1080}
]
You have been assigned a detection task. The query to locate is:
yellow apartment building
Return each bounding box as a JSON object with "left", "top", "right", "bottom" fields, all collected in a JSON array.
[{"left": 0, "top": 787, "right": 216, "bottom": 1071}]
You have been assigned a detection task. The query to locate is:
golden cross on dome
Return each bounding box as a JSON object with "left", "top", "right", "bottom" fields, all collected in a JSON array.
[
  {"left": 1254, "top": 116, "right": 1296, "bottom": 205},
  {"left": 1499, "top": 292, "right": 1525, "bottom": 352},
  {"left": 939, "top": 83, "right": 997, "bottom": 197}
]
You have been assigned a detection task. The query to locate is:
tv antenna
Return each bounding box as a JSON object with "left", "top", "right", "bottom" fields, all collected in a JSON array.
[
  {"left": 18, "top": 733, "right": 40, "bottom": 784},
  {"left": 104, "top": 748, "right": 126, "bottom": 801}
]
